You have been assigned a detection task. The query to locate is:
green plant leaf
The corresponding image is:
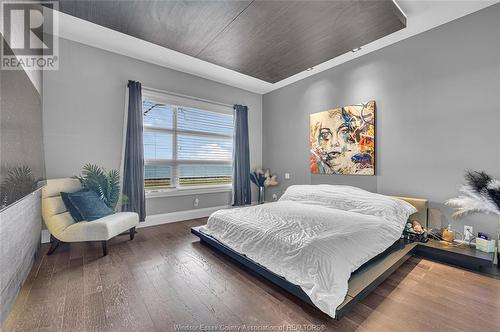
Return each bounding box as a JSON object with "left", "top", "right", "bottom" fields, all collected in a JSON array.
[
  {"left": 0, "top": 166, "right": 37, "bottom": 208},
  {"left": 75, "top": 163, "right": 122, "bottom": 210}
]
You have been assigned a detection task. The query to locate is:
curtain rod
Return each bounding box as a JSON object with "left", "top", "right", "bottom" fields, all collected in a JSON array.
[{"left": 142, "top": 86, "right": 234, "bottom": 109}]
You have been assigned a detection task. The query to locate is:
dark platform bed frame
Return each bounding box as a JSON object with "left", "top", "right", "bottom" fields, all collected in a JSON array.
[
  {"left": 191, "top": 195, "right": 500, "bottom": 318},
  {"left": 191, "top": 226, "right": 418, "bottom": 320},
  {"left": 190, "top": 196, "right": 430, "bottom": 320}
]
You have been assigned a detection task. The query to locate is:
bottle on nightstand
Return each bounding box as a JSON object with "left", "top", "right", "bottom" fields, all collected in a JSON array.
[{"left": 442, "top": 224, "right": 455, "bottom": 242}]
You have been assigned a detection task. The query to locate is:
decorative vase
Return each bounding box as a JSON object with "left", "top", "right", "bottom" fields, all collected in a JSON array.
[
  {"left": 258, "top": 186, "right": 265, "bottom": 204},
  {"left": 495, "top": 216, "right": 500, "bottom": 265}
]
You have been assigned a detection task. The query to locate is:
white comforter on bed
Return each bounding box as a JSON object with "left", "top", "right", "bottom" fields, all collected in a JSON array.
[{"left": 200, "top": 185, "right": 416, "bottom": 318}]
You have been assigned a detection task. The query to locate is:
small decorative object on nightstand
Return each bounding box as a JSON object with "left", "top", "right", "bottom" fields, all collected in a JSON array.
[
  {"left": 476, "top": 237, "right": 496, "bottom": 253},
  {"left": 445, "top": 170, "right": 500, "bottom": 265},
  {"left": 403, "top": 219, "right": 428, "bottom": 243},
  {"left": 250, "top": 169, "right": 279, "bottom": 204},
  {"left": 442, "top": 225, "right": 456, "bottom": 243}
]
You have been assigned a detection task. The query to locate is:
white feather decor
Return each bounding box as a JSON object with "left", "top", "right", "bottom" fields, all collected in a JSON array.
[{"left": 445, "top": 171, "right": 500, "bottom": 219}]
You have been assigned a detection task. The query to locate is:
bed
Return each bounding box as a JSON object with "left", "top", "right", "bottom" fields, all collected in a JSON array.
[{"left": 191, "top": 185, "right": 428, "bottom": 319}]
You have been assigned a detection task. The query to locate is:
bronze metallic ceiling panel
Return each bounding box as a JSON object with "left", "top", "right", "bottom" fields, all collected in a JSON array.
[
  {"left": 197, "top": 0, "right": 406, "bottom": 82},
  {"left": 58, "top": 0, "right": 253, "bottom": 56},
  {"left": 57, "top": 0, "right": 406, "bottom": 83}
]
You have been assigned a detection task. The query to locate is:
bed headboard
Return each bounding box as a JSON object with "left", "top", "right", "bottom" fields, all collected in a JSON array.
[{"left": 394, "top": 196, "right": 429, "bottom": 228}]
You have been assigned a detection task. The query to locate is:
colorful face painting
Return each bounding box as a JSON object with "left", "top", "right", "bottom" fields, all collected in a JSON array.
[{"left": 310, "top": 101, "right": 375, "bottom": 175}]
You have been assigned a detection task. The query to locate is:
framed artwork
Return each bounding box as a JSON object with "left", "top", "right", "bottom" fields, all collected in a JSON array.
[{"left": 310, "top": 100, "right": 375, "bottom": 175}]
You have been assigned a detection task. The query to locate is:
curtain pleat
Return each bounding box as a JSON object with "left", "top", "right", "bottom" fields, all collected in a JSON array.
[
  {"left": 122, "top": 80, "right": 146, "bottom": 221},
  {"left": 232, "top": 105, "right": 251, "bottom": 206}
]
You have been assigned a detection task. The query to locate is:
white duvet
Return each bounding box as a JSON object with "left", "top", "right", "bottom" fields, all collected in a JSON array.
[{"left": 200, "top": 185, "right": 416, "bottom": 318}]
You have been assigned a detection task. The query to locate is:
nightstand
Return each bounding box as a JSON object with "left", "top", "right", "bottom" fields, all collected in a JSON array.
[{"left": 415, "top": 239, "right": 499, "bottom": 278}]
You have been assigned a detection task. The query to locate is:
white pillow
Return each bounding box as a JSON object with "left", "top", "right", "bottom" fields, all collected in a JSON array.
[{"left": 280, "top": 185, "right": 417, "bottom": 225}]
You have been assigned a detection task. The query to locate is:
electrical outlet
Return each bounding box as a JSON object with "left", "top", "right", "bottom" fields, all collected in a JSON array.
[
  {"left": 464, "top": 225, "right": 473, "bottom": 241},
  {"left": 284, "top": 173, "right": 291, "bottom": 180},
  {"left": 272, "top": 193, "right": 278, "bottom": 201},
  {"left": 194, "top": 197, "right": 199, "bottom": 207}
]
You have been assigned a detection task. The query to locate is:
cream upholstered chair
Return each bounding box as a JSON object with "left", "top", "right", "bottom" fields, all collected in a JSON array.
[{"left": 42, "top": 178, "right": 139, "bottom": 256}]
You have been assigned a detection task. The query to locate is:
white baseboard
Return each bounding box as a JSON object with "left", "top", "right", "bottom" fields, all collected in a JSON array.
[
  {"left": 41, "top": 229, "right": 51, "bottom": 244},
  {"left": 139, "top": 205, "right": 230, "bottom": 229},
  {"left": 40, "top": 205, "right": 230, "bottom": 244}
]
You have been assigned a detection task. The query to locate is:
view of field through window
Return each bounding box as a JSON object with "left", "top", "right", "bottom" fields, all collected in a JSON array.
[{"left": 143, "top": 100, "right": 233, "bottom": 189}]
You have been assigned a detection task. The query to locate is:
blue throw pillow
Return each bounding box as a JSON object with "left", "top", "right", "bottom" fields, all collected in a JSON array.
[
  {"left": 61, "top": 191, "right": 85, "bottom": 222},
  {"left": 66, "top": 190, "right": 113, "bottom": 221}
]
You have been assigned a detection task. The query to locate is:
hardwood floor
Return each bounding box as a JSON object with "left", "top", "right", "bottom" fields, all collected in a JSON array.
[{"left": 3, "top": 218, "right": 500, "bottom": 332}]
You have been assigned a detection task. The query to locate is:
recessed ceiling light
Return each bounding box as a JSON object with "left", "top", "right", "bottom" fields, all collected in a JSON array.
[
  {"left": 352, "top": 47, "right": 362, "bottom": 53},
  {"left": 306, "top": 67, "right": 314, "bottom": 71}
]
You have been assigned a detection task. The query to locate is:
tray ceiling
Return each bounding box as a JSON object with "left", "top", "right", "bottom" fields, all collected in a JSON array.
[{"left": 56, "top": 0, "right": 406, "bottom": 83}]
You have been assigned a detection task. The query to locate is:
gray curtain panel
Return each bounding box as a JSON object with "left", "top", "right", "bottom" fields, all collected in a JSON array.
[
  {"left": 232, "top": 104, "right": 251, "bottom": 206},
  {"left": 122, "top": 80, "right": 146, "bottom": 221}
]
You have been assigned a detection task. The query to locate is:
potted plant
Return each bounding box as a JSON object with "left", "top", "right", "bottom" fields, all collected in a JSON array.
[
  {"left": 75, "top": 163, "right": 124, "bottom": 211},
  {"left": 445, "top": 170, "right": 500, "bottom": 264},
  {"left": 250, "top": 169, "right": 278, "bottom": 204},
  {"left": 0, "top": 166, "right": 39, "bottom": 209}
]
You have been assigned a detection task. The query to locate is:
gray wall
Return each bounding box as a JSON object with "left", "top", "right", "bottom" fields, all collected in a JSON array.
[
  {"left": 43, "top": 38, "right": 262, "bottom": 216},
  {"left": 0, "top": 36, "right": 44, "bottom": 326},
  {"left": 0, "top": 39, "right": 46, "bottom": 203},
  {"left": 263, "top": 5, "right": 500, "bottom": 236},
  {"left": 0, "top": 191, "right": 41, "bottom": 325}
]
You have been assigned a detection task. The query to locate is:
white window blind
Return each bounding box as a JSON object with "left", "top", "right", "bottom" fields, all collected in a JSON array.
[{"left": 142, "top": 93, "right": 233, "bottom": 190}]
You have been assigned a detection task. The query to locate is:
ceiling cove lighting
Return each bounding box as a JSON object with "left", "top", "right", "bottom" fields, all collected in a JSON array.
[{"left": 352, "top": 47, "right": 362, "bottom": 53}]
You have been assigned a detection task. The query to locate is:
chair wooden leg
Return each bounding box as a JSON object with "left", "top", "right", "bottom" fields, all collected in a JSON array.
[
  {"left": 130, "top": 227, "right": 136, "bottom": 240},
  {"left": 102, "top": 241, "right": 108, "bottom": 256},
  {"left": 47, "top": 235, "right": 60, "bottom": 255}
]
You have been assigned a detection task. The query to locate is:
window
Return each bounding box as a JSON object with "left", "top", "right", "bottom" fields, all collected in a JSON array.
[{"left": 142, "top": 90, "right": 233, "bottom": 192}]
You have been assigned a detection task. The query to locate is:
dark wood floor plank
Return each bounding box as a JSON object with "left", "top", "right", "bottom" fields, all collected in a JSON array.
[
  {"left": 157, "top": 221, "right": 380, "bottom": 331},
  {"left": 37, "top": 245, "right": 71, "bottom": 332},
  {"left": 136, "top": 226, "right": 211, "bottom": 328},
  {"left": 3, "top": 219, "right": 500, "bottom": 332},
  {"left": 178, "top": 245, "right": 290, "bottom": 326},
  {"left": 396, "top": 260, "right": 500, "bottom": 309},
  {"left": 98, "top": 239, "right": 156, "bottom": 332},
  {"left": 136, "top": 267, "right": 190, "bottom": 329},
  {"left": 347, "top": 302, "right": 406, "bottom": 332},
  {"left": 1, "top": 247, "right": 46, "bottom": 332},
  {"left": 125, "top": 229, "right": 196, "bottom": 330},
  {"left": 148, "top": 224, "right": 252, "bottom": 327},
  {"left": 10, "top": 251, "right": 57, "bottom": 332},
  {"left": 82, "top": 242, "right": 107, "bottom": 332},
  {"left": 177, "top": 234, "right": 320, "bottom": 326},
  {"left": 181, "top": 247, "right": 291, "bottom": 326},
  {"left": 190, "top": 236, "right": 333, "bottom": 326},
  {"left": 383, "top": 265, "right": 500, "bottom": 328},
  {"left": 61, "top": 242, "right": 86, "bottom": 332},
  {"left": 150, "top": 236, "right": 244, "bottom": 326}
]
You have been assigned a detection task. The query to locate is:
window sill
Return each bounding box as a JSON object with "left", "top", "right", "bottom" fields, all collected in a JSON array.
[{"left": 146, "top": 185, "right": 232, "bottom": 198}]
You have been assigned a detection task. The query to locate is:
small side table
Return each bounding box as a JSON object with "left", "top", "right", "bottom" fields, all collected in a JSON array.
[{"left": 415, "top": 239, "right": 499, "bottom": 278}]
